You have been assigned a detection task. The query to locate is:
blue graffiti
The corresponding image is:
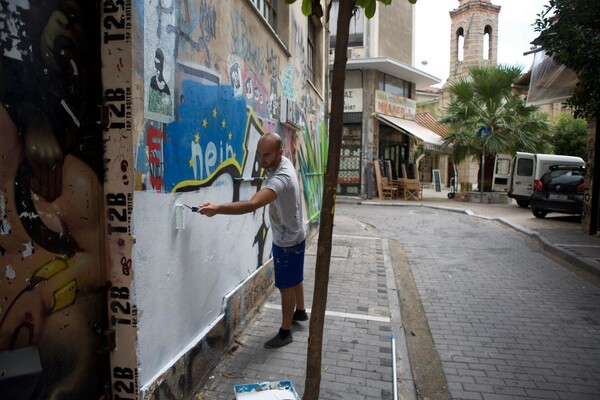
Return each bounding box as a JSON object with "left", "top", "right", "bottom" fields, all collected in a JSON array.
[{"left": 164, "top": 82, "right": 247, "bottom": 190}]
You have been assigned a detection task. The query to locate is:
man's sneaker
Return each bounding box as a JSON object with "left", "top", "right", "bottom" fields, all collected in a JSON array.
[
  {"left": 293, "top": 309, "right": 308, "bottom": 322},
  {"left": 264, "top": 332, "right": 293, "bottom": 349}
]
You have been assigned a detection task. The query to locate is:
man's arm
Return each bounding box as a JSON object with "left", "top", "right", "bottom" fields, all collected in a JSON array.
[{"left": 199, "top": 187, "right": 277, "bottom": 217}]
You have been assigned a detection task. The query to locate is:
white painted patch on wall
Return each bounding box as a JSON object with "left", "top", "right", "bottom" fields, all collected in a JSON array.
[
  {"left": 5, "top": 264, "right": 16, "bottom": 280},
  {"left": 21, "top": 241, "right": 34, "bottom": 257}
]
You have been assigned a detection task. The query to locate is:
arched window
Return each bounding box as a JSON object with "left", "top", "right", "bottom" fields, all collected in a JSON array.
[
  {"left": 457, "top": 27, "right": 464, "bottom": 62},
  {"left": 483, "top": 25, "right": 492, "bottom": 60}
]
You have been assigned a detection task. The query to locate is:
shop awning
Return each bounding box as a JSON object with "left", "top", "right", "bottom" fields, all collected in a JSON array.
[{"left": 375, "top": 114, "right": 448, "bottom": 152}]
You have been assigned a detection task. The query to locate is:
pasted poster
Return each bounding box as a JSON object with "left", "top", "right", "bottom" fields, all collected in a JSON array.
[
  {"left": 0, "top": 0, "right": 108, "bottom": 398},
  {"left": 144, "top": 0, "right": 176, "bottom": 123}
]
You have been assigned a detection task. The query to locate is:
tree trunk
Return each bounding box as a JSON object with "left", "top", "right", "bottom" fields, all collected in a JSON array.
[
  {"left": 302, "top": 2, "right": 354, "bottom": 399},
  {"left": 477, "top": 153, "right": 495, "bottom": 192}
]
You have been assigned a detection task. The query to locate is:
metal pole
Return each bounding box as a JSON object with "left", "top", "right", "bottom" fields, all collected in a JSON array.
[{"left": 391, "top": 334, "right": 398, "bottom": 400}]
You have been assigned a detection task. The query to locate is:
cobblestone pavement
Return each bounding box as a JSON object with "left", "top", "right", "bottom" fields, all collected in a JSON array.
[
  {"left": 338, "top": 202, "right": 600, "bottom": 400},
  {"left": 198, "top": 215, "right": 415, "bottom": 400}
]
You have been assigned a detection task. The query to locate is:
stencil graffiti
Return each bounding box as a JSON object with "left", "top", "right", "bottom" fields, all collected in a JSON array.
[
  {"left": 242, "top": 66, "right": 268, "bottom": 117},
  {"left": 145, "top": 0, "right": 176, "bottom": 122}
]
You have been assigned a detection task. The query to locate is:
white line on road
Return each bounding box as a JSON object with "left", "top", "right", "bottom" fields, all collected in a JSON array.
[
  {"left": 332, "top": 234, "right": 380, "bottom": 240},
  {"left": 263, "top": 303, "right": 391, "bottom": 323},
  {"left": 557, "top": 244, "right": 600, "bottom": 248}
]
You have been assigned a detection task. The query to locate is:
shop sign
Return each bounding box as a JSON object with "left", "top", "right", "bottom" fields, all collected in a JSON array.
[
  {"left": 375, "top": 90, "right": 416, "bottom": 120},
  {"left": 344, "top": 89, "right": 363, "bottom": 112}
]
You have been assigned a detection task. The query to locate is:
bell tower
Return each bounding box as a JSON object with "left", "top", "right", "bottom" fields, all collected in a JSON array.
[{"left": 448, "top": 0, "right": 500, "bottom": 81}]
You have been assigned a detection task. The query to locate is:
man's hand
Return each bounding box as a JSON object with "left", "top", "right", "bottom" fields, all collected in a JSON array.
[{"left": 199, "top": 202, "right": 218, "bottom": 217}]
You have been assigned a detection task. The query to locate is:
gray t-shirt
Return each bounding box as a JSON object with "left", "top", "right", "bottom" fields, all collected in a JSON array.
[{"left": 264, "top": 156, "right": 306, "bottom": 247}]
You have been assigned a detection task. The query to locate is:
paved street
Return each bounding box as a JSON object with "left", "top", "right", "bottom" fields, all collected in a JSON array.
[
  {"left": 338, "top": 202, "right": 600, "bottom": 400},
  {"left": 197, "top": 193, "right": 600, "bottom": 400}
]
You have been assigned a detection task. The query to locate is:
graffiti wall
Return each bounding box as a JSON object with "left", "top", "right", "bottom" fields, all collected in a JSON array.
[
  {"left": 0, "top": 0, "right": 108, "bottom": 399},
  {"left": 131, "top": 0, "right": 326, "bottom": 393}
]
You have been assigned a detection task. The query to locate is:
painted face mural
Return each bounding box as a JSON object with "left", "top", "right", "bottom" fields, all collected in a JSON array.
[{"left": 0, "top": 0, "right": 107, "bottom": 398}]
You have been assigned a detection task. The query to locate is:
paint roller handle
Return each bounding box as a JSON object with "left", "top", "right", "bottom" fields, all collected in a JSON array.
[{"left": 183, "top": 204, "right": 200, "bottom": 212}]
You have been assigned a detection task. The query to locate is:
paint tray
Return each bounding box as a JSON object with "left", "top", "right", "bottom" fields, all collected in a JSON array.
[{"left": 233, "top": 380, "right": 300, "bottom": 399}]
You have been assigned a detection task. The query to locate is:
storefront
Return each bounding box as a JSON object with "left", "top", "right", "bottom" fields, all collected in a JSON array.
[
  {"left": 335, "top": 62, "right": 441, "bottom": 198},
  {"left": 338, "top": 89, "right": 363, "bottom": 196}
]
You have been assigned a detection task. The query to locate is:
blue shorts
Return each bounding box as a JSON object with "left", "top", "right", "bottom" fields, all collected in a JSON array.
[{"left": 272, "top": 240, "right": 306, "bottom": 289}]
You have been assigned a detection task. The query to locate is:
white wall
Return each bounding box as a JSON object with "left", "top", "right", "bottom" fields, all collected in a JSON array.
[{"left": 133, "top": 176, "right": 273, "bottom": 386}]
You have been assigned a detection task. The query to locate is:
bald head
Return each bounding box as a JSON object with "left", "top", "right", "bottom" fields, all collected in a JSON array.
[
  {"left": 258, "top": 132, "right": 283, "bottom": 150},
  {"left": 257, "top": 133, "right": 284, "bottom": 170}
]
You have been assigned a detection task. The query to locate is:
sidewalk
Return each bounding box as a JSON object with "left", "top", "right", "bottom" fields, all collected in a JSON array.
[
  {"left": 196, "top": 187, "right": 600, "bottom": 399},
  {"left": 197, "top": 214, "right": 416, "bottom": 400}
]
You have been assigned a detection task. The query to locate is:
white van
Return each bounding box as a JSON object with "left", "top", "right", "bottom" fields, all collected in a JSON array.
[{"left": 492, "top": 152, "right": 585, "bottom": 208}]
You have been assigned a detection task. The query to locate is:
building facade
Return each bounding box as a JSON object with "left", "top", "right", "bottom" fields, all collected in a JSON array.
[
  {"left": 330, "top": 0, "right": 444, "bottom": 199},
  {"left": 0, "top": 1, "right": 328, "bottom": 398}
]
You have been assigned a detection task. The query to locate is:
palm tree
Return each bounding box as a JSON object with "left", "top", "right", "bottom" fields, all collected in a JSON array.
[{"left": 440, "top": 64, "right": 552, "bottom": 191}]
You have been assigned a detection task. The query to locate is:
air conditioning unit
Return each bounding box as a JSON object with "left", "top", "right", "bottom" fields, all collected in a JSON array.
[{"left": 347, "top": 47, "right": 365, "bottom": 59}]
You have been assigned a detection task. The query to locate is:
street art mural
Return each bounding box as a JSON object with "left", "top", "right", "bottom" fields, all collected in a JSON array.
[
  {"left": 132, "top": 0, "right": 326, "bottom": 394},
  {"left": 0, "top": 0, "right": 325, "bottom": 397},
  {"left": 0, "top": 0, "right": 107, "bottom": 398}
]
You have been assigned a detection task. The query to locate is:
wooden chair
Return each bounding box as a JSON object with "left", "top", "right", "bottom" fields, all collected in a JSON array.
[
  {"left": 401, "top": 164, "right": 421, "bottom": 201},
  {"left": 374, "top": 159, "right": 398, "bottom": 200},
  {"left": 385, "top": 160, "right": 402, "bottom": 198},
  {"left": 389, "top": 162, "right": 406, "bottom": 199}
]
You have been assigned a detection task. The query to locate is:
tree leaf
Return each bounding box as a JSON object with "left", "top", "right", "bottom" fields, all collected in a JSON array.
[
  {"left": 364, "top": 0, "right": 377, "bottom": 18},
  {"left": 302, "top": 0, "right": 312, "bottom": 16}
]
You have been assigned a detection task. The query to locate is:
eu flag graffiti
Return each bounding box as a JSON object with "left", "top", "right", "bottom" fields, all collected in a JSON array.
[{"left": 164, "top": 81, "right": 250, "bottom": 191}]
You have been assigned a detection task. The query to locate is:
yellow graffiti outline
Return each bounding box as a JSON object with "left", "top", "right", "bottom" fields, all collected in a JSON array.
[
  {"left": 50, "top": 279, "right": 77, "bottom": 313},
  {"left": 33, "top": 257, "right": 69, "bottom": 280},
  {"left": 172, "top": 109, "right": 266, "bottom": 192}
]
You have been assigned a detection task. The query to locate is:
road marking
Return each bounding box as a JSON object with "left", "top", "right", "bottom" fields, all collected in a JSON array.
[
  {"left": 557, "top": 244, "right": 600, "bottom": 248},
  {"left": 332, "top": 234, "right": 380, "bottom": 240},
  {"left": 264, "top": 303, "right": 391, "bottom": 323}
]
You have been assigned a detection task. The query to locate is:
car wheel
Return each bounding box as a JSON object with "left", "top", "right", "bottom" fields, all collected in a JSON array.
[
  {"left": 532, "top": 207, "right": 547, "bottom": 218},
  {"left": 516, "top": 199, "right": 530, "bottom": 208},
  {"left": 447, "top": 193, "right": 455, "bottom": 199}
]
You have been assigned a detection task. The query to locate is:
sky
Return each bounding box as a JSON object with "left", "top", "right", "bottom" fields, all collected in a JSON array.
[{"left": 414, "top": 0, "right": 550, "bottom": 86}]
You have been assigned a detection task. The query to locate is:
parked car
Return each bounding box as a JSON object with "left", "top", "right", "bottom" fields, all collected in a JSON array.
[
  {"left": 529, "top": 165, "right": 585, "bottom": 218},
  {"left": 492, "top": 152, "right": 585, "bottom": 208}
]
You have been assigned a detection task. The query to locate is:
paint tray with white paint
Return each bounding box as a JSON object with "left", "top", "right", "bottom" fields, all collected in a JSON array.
[{"left": 233, "top": 380, "right": 300, "bottom": 400}]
